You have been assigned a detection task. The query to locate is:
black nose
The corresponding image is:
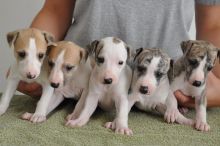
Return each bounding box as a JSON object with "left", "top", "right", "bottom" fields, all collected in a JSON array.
[
  {"left": 104, "top": 78, "right": 112, "bottom": 84},
  {"left": 26, "top": 73, "right": 36, "bottom": 79},
  {"left": 139, "top": 86, "right": 148, "bottom": 94},
  {"left": 192, "top": 80, "right": 202, "bottom": 87},
  {"left": 50, "top": 82, "right": 60, "bottom": 88}
]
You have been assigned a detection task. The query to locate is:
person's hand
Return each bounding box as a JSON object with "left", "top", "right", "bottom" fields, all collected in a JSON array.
[
  {"left": 174, "top": 90, "right": 195, "bottom": 108},
  {"left": 6, "top": 68, "right": 42, "bottom": 98}
]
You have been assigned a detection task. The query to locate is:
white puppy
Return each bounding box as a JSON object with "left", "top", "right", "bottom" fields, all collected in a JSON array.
[
  {"left": 165, "top": 40, "right": 220, "bottom": 131},
  {"left": 21, "top": 41, "right": 91, "bottom": 120},
  {"left": 66, "top": 37, "right": 133, "bottom": 135},
  {"left": 128, "top": 48, "right": 193, "bottom": 125},
  {"left": 0, "top": 28, "right": 55, "bottom": 123}
]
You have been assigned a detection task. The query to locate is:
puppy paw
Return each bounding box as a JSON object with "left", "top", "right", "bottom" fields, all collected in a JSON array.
[
  {"left": 104, "top": 121, "right": 116, "bottom": 130},
  {"left": 178, "top": 107, "right": 189, "bottom": 115},
  {"left": 195, "top": 121, "right": 210, "bottom": 132},
  {"left": 164, "top": 108, "right": 179, "bottom": 123},
  {"left": 21, "top": 112, "right": 33, "bottom": 120},
  {"left": 66, "top": 113, "right": 77, "bottom": 121},
  {"left": 30, "top": 113, "right": 46, "bottom": 123},
  {"left": 115, "top": 127, "right": 133, "bottom": 136},
  {"left": 65, "top": 118, "right": 87, "bottom": 127}
]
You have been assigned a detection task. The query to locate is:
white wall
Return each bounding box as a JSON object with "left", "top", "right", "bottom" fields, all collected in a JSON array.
[
  {"left": 0, "top": 0, "right": 196, "bottom": 92},
  {"left": 0, "top": 0, "right": 44, "bottom": 92}
]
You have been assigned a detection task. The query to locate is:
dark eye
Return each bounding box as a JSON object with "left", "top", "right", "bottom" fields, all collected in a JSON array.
[
  {"left": 18, "top": 51, "right": 26, "bottom": 58},
  {"left": 137, "top": 66, "right": 146, "bottom": 73},
  {"left": 48, "top": 60, "right": 54, "bottom": 68},
  {"left": 38, "top": 53, "right": 44, "bottom": 60},
  {"left": 155, "top": 71, "right": 163, "bottom": 78},
  {"left": 188, "top": 59, "right": 198, "bottom": 67},
  {"left": 118, "top": 61, "right": 123, "bottom": 65},
  {"left": 66, "top": 65, "right": 74, "bottom": 71},
  {"left": 97, "top": 57, "right": 104, "bottom": 64},
  {"left": 207, "top": 65, "right": 213, "bottom": 71}
]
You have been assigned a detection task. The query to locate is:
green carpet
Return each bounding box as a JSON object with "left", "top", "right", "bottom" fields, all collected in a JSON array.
[{"left": 0, "top": 95, "right": 220, "bottom": 146}]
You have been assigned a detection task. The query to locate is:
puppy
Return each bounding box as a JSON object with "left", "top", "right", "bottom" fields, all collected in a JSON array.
[
  {"left": 66, "top": 37, "right": 133, "bottom": 135},
  {"left": 165, "top": 40, "right": 220, "bottom": 131},
  {"left": 0, "top": 28, "right": 55, "bottom": 123},
  {"left": 22, "top": 41, "right": 91, "bottom": 120},
  {"left": 128, "top": 48, "right": 193, "bottom": 125}
]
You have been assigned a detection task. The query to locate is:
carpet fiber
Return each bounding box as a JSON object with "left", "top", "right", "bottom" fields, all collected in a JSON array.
[{"left": 0, "top": 95, "right": 220, "bottom": 146}]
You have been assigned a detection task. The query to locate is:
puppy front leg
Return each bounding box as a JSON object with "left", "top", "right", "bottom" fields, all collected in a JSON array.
[
  {"left": 106, "top": 95, "right": 133, "bottom": 136},
  {"left": 22, "top": 91, "right": 64, "bottom": 120},
  {"left": 164, "top": 90, "right": 179, "bottom": 123},
  {"left": 195, "top": 94, "right": 209, "bottom": 132},
  {"left": 165, "top": 90, "right": 193, "bottom": 125},
  {"left": 0, "top": 78, "right": 19, "bottom": 115},
  {"left": 66, "top": 91, "right": 99, "bottom": 127},
  {"left": 29, "top": 84, "right": 54, "bottom": 123},
  {"left": 66, "top": 89, "right": 88, "bottom": 121},
  {"left": 127, "top": 93, "right": 138, "bottom": 112}
]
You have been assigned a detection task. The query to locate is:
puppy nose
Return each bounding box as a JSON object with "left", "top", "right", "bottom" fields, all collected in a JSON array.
[
  {"left": 192, "top": 80, "right": 202, "bottom": 87},
  {"left": 104, "top": 78, "right": 112, "bottom": 84},
  {"left": 139, "top": 86, "right": 148, "bottom": 94},
  {"left": 50, "top": 82, "right": 60, "bottom": 88},
  {"left": 26, "top": 73, "right": 36, "bottom": 79}
]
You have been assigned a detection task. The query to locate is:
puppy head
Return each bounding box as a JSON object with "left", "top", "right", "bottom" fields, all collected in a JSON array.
[
  {"left": 181, "top": 40, "right": 219, "bottom": 87},
  {"left": 133, "top": 48, "right": 171, "bottom": 95},
  {"left": 6, "top": 28, "right": 54, "bottom": 80},
  {"left": 47, "top": 41, "right": 86, "bottom": 88},
  {"left": 87, "top": 37, "right": 130, "bottom": 85}
]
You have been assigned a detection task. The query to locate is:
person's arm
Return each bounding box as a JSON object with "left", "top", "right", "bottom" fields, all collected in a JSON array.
[
  {"left": 31, "top": 0, "right": 75, "bottom": 41},
  {"left": 176, "top": 3, "right": 220, "bottom": 107},
  {"left": 16, "top": 0, "right": 76, "bottom": 97}
]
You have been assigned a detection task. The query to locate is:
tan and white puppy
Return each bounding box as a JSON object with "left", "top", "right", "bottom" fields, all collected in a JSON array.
[
  {"left": 21, "top": 41, "right": 91, "bottom": 119},
  {"left": 165, "top": 40, "right": 220, "bottom": 131},
  {"left": 128, "top": 48, "right": 193, "bottom": 126},
  {"left": 0, "top": 28, "right": 54, "bottom": 123},
  {"left": 66, "top": 37, "right": 133, "bottom": 135}
]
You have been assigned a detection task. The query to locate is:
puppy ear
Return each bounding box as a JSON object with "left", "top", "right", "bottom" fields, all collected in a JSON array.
[
  {"left": 79, "top": 48, "right": 89, "bottom": 63},
  {"left": 42, "top": 31, "right": 55, "bottom": 44},
  {"left": 6, "top": 30, "right": 19, "bottom": 48},
  {"left": 46, "top": 42, "right": 57, "bottom": 56},
  {"left": 180, "top": 40, "right": 194, "bottom": 54},
  {"left": 125, "top": 45, "right": 132, "bottom": 60},
  {"left": 133, "top": 47, "right": 143, "bottom": 61},
  {"left": 86, "top": 40, "right": 99, "bottom": 55}
]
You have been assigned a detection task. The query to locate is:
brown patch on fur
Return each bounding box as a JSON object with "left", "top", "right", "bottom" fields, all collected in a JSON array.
[
  {"left": 48, "top": 41, "right": 84, "bottom": 66},
  {"left": 7, "top": 28, "right": 54, "bottom": 59},
  {"left": 112, "top": 37, "right": 121, "bottom": 44}
]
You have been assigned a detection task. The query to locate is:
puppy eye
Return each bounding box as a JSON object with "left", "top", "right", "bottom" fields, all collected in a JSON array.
[
  {"left": 188, "top": 59, "right": 198, "bottom": 67},
  {"left": 48, "top": 60, "right": 55, "bottom": 68},
  {"left": 38, "top": 53, "right": 44, "bottom": 60},
  {"left": 66, "top": 65, "right": 74, "bottom": 71},
  {"left": 137, "top": 66, "right": 146, "bottom": 73},
  {"left": 155, "top": 71, "right": 163, "bottom": 78},
  {"left": 18, "top": 51, "right": 26, "bottom": 59},
  {"left": 118, "top": 61, "right": 123, "bottom": 65},
  {"left": 97, "top": 57, "right": 104, "bottom": 64},
  {"left": 207, "top": 65, "right": 213, "bottom": 71}
]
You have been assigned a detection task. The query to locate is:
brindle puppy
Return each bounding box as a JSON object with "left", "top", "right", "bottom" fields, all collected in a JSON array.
[{"left": 165, "top": 40, "right": 220, "bottom": 132}]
